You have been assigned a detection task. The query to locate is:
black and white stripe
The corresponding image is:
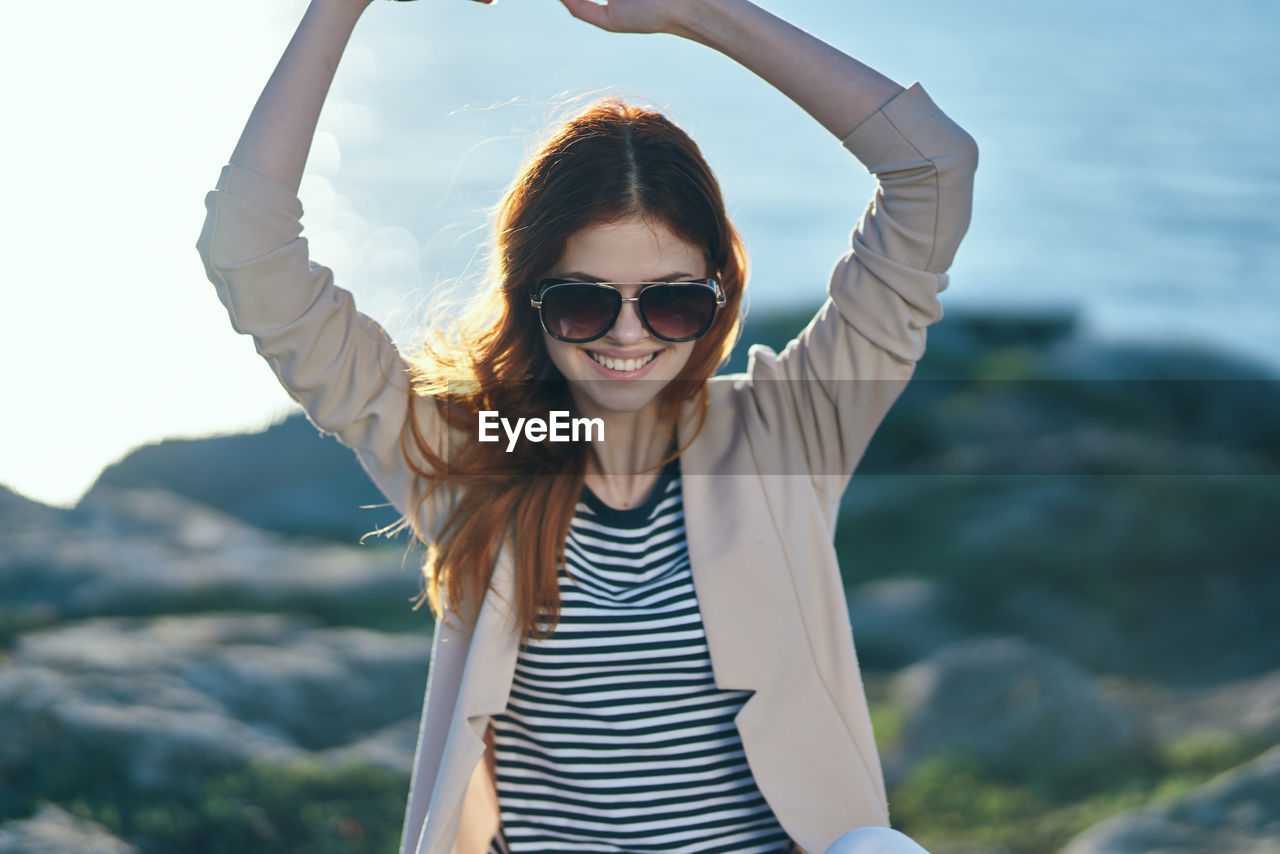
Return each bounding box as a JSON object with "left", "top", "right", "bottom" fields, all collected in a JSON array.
[{"left": 488, "top": 461, "right": 792, "bottom": 853}]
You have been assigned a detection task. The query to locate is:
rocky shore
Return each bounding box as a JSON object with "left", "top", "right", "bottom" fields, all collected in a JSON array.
[{"left": 2, "top": 307, "right": 1277, "bottom": 853}]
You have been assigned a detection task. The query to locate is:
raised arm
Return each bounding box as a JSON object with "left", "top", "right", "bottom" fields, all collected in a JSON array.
[
  {"left": 229, "top": 0, "right": 371, "bottom": 194},
  {"left": 194, "top": 0, "right": 468, "bottom": 537},
  {"left": 226, "top": 0, "right": 490, "bottom": 189},
  {"left": 558, "top": 0, "right": 904, "bottom": 138},
  {"left": 561, "top": 0, "right": 979, "bottom": 505}
]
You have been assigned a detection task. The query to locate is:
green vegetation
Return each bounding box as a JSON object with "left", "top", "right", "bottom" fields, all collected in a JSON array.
[
  {"left": 868, "top": 701, "right": 904, "bottom": 754},
  {"left": 838, "top": 475, "right": 1278, "bottom": 607},
  {"left": 888, "top": 730, "right": 1271, "bottom": 854},
  {"left": 6, "top": 307, "right": 1275, "bottom": 850},
  {"left": 0, "top": 607, "right": 51, "bottom": 649},
  {"left": 835, "top": 474, "right": 1280, "bottom": 679},
  {"left": 4, "top": 750, "right": 408, "bottom": 854}
]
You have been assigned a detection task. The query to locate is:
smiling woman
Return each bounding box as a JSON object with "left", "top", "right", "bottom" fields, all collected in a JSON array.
[
  {"left": 535, "top": 217, "right": 723, "bottom": 422},
  {"left": 194, "top": 0, "right": 976, "bottom": 851}
]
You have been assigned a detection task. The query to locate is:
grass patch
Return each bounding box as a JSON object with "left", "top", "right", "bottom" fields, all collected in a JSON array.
[
  {"left": 4, "top": 749, "right": 409, "bottom": 854},
  {"left": 835, "top": 474, "right": 1280, "bottom": 679},
  {"left": 0, "top": 606, "right": 56, "bottom": 649},
  {"left": 869, "top": 701, "right": 904, "bottom": 754},
  {"left": 888, "top": 731, "right": 1271, "bottom": 854}
]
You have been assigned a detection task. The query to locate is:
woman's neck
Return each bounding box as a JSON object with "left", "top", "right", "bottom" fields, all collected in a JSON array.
[{"left": 581, "top": 403, "right": 676, "bottom": 510}]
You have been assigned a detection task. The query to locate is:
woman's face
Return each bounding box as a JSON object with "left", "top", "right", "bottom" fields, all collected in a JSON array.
[{"left": 540, "top": 216, "right": 710, "bottom": 420}]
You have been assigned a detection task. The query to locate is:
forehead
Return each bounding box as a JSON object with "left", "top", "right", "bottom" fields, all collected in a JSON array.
[{"left": 551, "top": 217, "right": 708, "bottom": 280}]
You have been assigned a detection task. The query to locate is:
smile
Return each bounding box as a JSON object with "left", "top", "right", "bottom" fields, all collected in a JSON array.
[{"left": 586, "top": 351, "right": 659, "bottom": 373}]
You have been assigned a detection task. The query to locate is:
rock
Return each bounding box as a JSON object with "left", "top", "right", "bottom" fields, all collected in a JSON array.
[
  {"left": 85, "top": 411, "right": 401, "bottom": 542},
  {"left": 1062, "top": 744, "right": 1280, "bottom": 854},
  {"left": 0, "top": 803, "right": 139, "bottom": 854},
  {"left": 1, "top": 613, "right": 430, "bottom": 788},
  {"left": 1044, "top": 337, "right": 1279, "bottom": 382},
  {"left": 887, "top": 637, "right": 1145, "bottom": 780},
  {"left": 838, "top": 468, "right": 1280, "bottom": 685},
  {"left": 0, "top": 485, "right": 422, "bottom": 619},
  {"left": 1150, "top": 667, "right": 1280, "bottom": 744},
  {"left": 1186, "top": 670, "right": 1280, "bottom": 744},
  {"left": 320, "top": 716, "right": 423, "bottom": 775},
  {"left": 0, "top": 484, "right": 61, "bottom": 532},
  {"left": 1, "top": 664, "right": 304, "bottom": 789},
  {"left": 947, "top": 308, "right": 1079, "bottom": 351},
  {"left": 996, "top": 586, "right": 1128, "bottom": 671},
  {"left": 847, "top": 578, "right": 966, "bottom": 667}
]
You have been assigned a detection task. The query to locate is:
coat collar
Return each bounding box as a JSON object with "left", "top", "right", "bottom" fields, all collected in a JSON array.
[
  {"left": 447, "top": 387, "right": 892, "bottom": 852},
  {"left": 458, "top": 388, "right": 795, "bottom": 723}
]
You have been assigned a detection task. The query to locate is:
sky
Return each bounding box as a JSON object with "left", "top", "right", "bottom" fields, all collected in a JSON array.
[
  {"left": 3, "top": 0, "right": 1278, "bottom": 509},
  {"left": 3, "top": 3, "right": 321, "bottom": 507},
  {"left": 0, "top": 0, "right": 891, "bottom": 508}
]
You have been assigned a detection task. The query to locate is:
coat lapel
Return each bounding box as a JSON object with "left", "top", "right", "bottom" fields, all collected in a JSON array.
[
  {"left": 676, "top": 386, "right": 889, "bottom": 852},
  {"left": 417, "top": 549, "right": 521, "bottom": 854},
  {"left": 456, "top": 397, "right": 797, "bottom": 715},
  {"left": 428, "top": 393, "right": 827, "bottom": 852},
  {"left": 676, "top": 390, "right": 798, "bottom": 696},
  {"left": 458, "top": 546, "right": 522, "bottom": 725}
]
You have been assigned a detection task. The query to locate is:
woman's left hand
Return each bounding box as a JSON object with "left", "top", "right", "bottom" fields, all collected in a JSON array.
[{"left": 557, "top": 0, "right": 695, "bottom": 36}]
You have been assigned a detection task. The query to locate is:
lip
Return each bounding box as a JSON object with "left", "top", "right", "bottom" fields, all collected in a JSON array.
[{"left": 582, "top": 348, "right": 661, "bottom": 380}]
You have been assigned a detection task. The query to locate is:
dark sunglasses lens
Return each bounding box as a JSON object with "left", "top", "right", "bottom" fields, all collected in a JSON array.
[
  {"left": 541, "top": 285, "right": 619, "bottom": 342},
  {"left": 640, "top": 285, "right": 717, "bottom": 341}
]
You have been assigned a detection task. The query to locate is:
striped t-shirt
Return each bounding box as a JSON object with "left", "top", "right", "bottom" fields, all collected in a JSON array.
[{"left": 487, "top": 459, "right": 793, "bottom": 853}]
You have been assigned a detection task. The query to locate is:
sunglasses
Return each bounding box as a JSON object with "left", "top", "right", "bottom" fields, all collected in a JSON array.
[{"left": 530, "top": 278, "right": 725, "bottom": 344}]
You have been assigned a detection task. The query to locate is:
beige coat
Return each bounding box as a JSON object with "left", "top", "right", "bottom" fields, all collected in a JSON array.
[{"left": 197, "top": 81, "right": 977, "bottom": 854}]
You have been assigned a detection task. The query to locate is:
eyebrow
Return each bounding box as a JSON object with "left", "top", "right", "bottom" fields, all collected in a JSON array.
[{"left": 557, "top": 271, "right": 700, "bottom": 282}]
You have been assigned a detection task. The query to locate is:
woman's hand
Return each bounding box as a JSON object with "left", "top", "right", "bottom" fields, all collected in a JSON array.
[
  {"left": 561, "top": 0, "right": 902, "bottom": 141},
  {"left": 557, "top": 0, "right": 692, "bottom": 36}
]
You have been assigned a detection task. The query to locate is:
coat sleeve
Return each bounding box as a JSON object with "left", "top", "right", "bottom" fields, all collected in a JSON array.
[
  {"left": 195, "top": 163, "right": 453, "bottom": 540},
  {"left": 741, "top": 82, "right": 978, "bottom": 507}
]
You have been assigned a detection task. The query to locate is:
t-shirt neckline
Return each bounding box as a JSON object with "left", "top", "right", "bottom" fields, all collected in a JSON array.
[{"left": 579, "top": 457, "right": 681, "bottom": 527}]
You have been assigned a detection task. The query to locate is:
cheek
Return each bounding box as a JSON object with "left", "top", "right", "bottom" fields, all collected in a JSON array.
[
  {"left": 542, "top": 335, "right": 577, "bottom": 375},
  {"left": 671, "top": 343, "right": 697, "bottom": 373}
]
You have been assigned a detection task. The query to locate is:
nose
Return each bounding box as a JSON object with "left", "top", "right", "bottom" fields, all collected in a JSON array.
[{"left": 606, "top": 298, "right": 648, "bottom": 343}]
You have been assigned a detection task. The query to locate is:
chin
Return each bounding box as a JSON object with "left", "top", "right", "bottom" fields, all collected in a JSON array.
[{"left": 572, "top": 380, "right": 669, "bottom": 417}]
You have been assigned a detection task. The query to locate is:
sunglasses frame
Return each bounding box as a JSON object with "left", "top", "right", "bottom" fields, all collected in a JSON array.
[{"left": 530, "top": 278, "right": 726, "bottom": 343}]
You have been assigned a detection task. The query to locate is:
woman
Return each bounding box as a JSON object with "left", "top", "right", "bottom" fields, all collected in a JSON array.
[{"left": 196, "top": 0, "right": 977, "bottom": 852}]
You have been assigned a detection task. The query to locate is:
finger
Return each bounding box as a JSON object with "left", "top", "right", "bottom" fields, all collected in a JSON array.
[{"left": 558, "top": 0, "right": 613, "bottom": 30}]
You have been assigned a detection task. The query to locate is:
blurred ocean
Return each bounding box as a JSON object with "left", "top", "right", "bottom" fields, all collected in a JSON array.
[
  {"left": 3, "top": 0, "right": 1278, "bottom": 508},
  {"left": 307, "top": 0, "right": 1280, "bottom": 376}
]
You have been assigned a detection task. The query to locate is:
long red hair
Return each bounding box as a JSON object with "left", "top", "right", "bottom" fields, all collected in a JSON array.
[{"left": 389, "top": 98, "right": 748, "bottom": 643}]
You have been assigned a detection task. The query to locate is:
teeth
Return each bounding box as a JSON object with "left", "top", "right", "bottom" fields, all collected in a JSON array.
[{"left": 589, "top": 352, "right": 656, "bottom": 372}]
